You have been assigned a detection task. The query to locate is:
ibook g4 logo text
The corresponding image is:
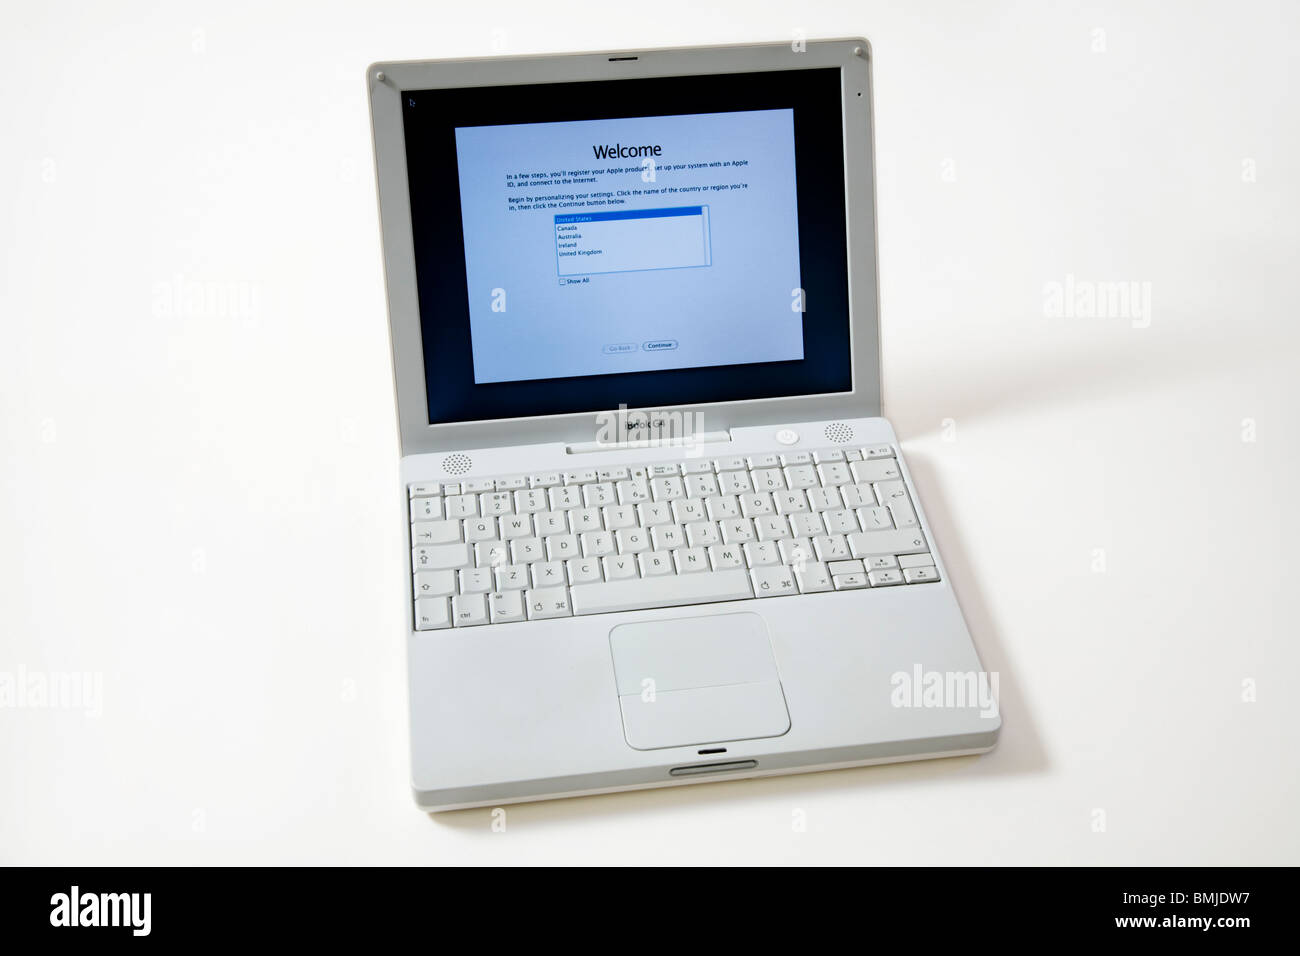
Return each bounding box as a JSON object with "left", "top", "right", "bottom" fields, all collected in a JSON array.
[{"left": 50, "top": 886, "right": 151, "bottom": 937}]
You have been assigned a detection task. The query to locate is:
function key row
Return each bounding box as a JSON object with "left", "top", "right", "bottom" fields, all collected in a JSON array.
[{"left": 409, "top": 445, "right": 895, "bottom": 497}]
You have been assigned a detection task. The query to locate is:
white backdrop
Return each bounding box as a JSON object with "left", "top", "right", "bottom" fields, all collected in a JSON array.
[{"left": 2, "top": 0, "right": 1297, "bottom": 864}]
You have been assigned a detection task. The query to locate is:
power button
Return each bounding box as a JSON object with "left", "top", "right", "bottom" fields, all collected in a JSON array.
[{"left": 775, "top": 428, "right": 799, "bottom": 446}]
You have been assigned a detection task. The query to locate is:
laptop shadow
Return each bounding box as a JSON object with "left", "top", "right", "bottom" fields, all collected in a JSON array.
[{"left": 885, "top": 320, "right": 1258, "bottom": 442}]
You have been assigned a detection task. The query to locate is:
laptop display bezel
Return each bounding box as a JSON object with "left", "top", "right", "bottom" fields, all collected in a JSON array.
[{"left": 369, "top": 39, "right": 881, "bottom": 455}]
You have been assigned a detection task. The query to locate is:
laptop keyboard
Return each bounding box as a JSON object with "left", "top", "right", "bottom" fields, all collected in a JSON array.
[{"left": 408, "top": 445, "right": 940, "bottom": 629}]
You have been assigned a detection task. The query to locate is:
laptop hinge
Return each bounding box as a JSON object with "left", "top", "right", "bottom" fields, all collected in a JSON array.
[{"left": 565, "top": 430, "right": 733, "bottom": 455}]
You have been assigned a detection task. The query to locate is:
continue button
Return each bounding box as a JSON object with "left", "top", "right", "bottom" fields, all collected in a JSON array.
[{"left": 642, "top": 339, "right": 679, "bottom": 352}]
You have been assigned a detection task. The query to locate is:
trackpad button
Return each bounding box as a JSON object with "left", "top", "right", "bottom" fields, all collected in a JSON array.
[{"left": 610, "top": 612, "right": 791, "bottom": 750}]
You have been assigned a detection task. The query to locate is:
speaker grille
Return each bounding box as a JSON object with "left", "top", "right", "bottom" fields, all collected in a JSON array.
[
  {"left": 440, "top": 453, "right": 472, "bottom": 475},
  {"left": 824, "top": 422, "right": 854, "bottom": 444}
]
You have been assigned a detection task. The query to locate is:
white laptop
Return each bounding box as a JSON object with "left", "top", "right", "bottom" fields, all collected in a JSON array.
[{"left": 368, "top": 38, "right": 999, "bottom": 812}]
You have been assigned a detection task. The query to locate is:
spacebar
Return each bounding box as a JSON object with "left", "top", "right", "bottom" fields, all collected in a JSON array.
[{"left": 570, "top": 570, "right": 755, "bottom": 616}]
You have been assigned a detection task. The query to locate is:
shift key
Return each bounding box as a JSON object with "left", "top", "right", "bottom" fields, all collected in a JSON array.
[{"left": 847, "top": 529, "right": 928, "bottom": 558}]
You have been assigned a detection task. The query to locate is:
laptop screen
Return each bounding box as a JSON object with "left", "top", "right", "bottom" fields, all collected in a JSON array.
[{"left": 401, "top": 68, "right": 852, "bottom": 425}]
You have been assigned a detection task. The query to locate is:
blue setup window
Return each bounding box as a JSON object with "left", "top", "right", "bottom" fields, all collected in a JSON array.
[{"left": 554, "top": 206, "right": 712, "bottom": 277}]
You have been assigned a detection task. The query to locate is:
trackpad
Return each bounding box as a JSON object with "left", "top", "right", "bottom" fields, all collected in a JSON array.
[{"left": 610, "top": 612, "right": 791, "bottom": 751}]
